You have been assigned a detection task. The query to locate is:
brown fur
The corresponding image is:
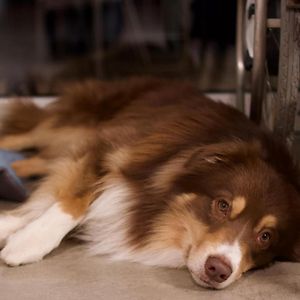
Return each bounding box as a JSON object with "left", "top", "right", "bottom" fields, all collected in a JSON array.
[
  {"left": 0, "top": 99, "right": 48, "bottom": 135},
  {"left": 0, "top": 78, "right": 300, "bottom": 287},
  {"left": 254, "top": 215, "right": 278, "bottom": 233},
  {"left": 230, "top": 196, "right": 246, "bottom": 219},
  {"left": 11, "top": 157, "right": 49, "bottom": 178}
]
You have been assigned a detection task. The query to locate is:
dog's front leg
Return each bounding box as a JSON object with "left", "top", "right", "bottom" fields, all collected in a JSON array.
[
  {"left": 0, "top": 202, "right": 79, "bottom": 266},
  {"left": 0, "top": 155, "right": 96, "bottom": 266}
]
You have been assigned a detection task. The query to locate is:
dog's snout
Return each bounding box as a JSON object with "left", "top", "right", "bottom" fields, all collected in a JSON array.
[{"left": 205, "top": 256, "right": 232, "bottom": 283}]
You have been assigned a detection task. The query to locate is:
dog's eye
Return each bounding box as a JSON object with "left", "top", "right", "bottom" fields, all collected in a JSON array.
[
  {"left": 257, "top": 230, "right": 272, "bottom": 248},
  {"left": 212, "top": 197, "right": 232, "bottom": 220},
  {"left": 217, "top": 199, "right": 231, "bottom": 215}
]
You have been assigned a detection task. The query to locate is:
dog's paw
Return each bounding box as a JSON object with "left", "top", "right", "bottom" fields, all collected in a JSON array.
[
  {"left": 0, "top": 203, "right": 79, "bottom": 266},
  {"left": 0, "top": 220, "right": 61, "bottom": 266},
  {"left": 1, "top": 248, "right": 43, "bottom": 266},
  {"left": 0, "top": 227, "right": 51, "bottom": 266},
  {"left": 0, "top": 215, "right": 23, "bottom": 249}
]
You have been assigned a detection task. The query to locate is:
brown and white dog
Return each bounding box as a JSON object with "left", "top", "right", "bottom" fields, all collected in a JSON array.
[{"left": 0, "top": 78, "right": 299, "bottom": 289}]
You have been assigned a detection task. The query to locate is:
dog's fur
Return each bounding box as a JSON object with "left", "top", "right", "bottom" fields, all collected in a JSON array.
[{"left": 0, "top": 78, "right": 299, "bottom": 289}]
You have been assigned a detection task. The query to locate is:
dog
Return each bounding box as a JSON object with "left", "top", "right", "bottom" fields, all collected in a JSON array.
[{"left": 0, "top": 78, "right": 299, "bottom": 289}]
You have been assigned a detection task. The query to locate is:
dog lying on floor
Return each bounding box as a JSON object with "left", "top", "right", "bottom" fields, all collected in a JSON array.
[{"left": 0, "top": 78, "right": 299, "bottom": 289}]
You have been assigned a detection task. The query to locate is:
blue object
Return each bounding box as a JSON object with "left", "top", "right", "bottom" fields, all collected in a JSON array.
[
  {"left": 0, "top": 150, "right": 25, "bottom": 184},
  {"left": 0, "top": 149, "right": 28, "bottom": 201}
]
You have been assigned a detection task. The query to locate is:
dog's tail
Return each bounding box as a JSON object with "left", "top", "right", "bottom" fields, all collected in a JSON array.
[{"left": 0, "top": 100, "right": 48, "bottom": 135}]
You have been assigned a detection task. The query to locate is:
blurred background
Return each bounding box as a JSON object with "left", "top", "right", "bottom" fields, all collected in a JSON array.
[{"left": 0, "top": 0, "right": 239, "bottom": 96}]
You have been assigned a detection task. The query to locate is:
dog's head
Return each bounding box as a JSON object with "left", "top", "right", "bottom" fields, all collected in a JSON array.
[{"left": 150, "top": 140, "right": 300, "bottom": 289}]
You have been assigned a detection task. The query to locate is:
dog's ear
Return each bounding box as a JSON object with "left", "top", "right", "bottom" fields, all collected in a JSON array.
[
  {"left": 170, "top": 140, "right": 263, "bottom": 194},
  {"left": 184, "top": 140, "right": 262, "bottom": 171}
]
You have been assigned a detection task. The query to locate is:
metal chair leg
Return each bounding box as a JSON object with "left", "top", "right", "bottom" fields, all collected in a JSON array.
[
  {"left": 250, "top": 0, "right": 268, "bottom": 123},
  {"left": 236, "top": 0, "right": 247, "bottom": 113}
]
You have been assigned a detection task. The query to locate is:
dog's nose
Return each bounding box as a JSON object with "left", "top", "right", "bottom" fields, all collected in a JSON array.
[{"left": 205, "top": 256, "right": 232, "bottom": 283}]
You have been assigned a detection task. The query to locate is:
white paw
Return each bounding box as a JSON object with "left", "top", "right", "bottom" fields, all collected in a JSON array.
[
  {"left": 0, "top": 215, "right": 25, "bottom": 249},
  {"left": 0, "top": 227, "right": 57, "bottom": 266},
  {"left": 0, "top": 203, "right": 78, "bottom": 266}
]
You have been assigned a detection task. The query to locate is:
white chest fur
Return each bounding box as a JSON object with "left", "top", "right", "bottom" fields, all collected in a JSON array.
[{"left": 78, "top": 181, "right": 185, "bottom": 268}]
